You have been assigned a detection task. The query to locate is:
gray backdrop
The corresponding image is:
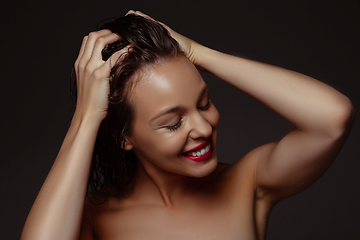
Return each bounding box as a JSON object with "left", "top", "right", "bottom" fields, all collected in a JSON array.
[{"left": 1, "top": 0, "right": 359, "bottom": 239}]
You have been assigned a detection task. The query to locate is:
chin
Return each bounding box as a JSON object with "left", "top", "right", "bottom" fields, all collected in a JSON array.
[{"left": 186, "top": 156, "right": 218, "bottom": 178}]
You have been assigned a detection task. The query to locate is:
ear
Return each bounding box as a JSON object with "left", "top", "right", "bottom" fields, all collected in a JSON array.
[{"left": 121, "top": 137, "right": 133, "bottom": 151}]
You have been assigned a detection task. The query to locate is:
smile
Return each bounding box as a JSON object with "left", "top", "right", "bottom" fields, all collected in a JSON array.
[
  {"left": 182, "top": 139, "right": 213, "bottom": 163},
  {"left": 184, "top": 142, "right": 211, "bottom": 157}
]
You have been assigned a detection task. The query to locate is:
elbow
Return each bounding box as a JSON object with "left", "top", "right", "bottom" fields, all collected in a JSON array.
[
  {"left": 336, "top": 95, "right": 354, "bottom": 129},
  {"left": 327, "top": 94, "right": 355, "bottom": 139}
]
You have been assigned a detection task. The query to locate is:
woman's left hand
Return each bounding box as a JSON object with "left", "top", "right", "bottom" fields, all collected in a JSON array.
[{"left": 126, "top": 10, "right": 204, "bottom": 66}]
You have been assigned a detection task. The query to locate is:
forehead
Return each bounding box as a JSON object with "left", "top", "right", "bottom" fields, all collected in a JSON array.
[{"left": 130, "top": 56, "right": 206, "bottom": 119}]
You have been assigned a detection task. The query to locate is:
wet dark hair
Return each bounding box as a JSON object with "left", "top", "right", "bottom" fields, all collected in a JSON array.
[{"left": 70, "top": 14, "right": 182, "bottom": 200}]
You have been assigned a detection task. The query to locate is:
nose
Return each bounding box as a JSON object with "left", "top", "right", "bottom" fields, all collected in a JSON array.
[{"left": 188, "top": 111, "right": 212, "bottom": 140}]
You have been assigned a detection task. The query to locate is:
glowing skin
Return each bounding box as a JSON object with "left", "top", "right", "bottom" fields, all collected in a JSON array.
[
  {"left": 125, "top": 56, "right": 220, "bottom": 178},
  {"left": 22, "top": 14, "right": 354, "bottom": 240}
]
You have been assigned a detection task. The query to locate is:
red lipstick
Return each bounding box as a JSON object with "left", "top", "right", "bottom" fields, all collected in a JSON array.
[{"left": 182, "top": 138, "right": 213, "bottom": 163}]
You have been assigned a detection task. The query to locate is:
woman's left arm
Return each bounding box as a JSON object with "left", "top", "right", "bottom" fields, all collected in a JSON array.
[{"left": 196, "top": 46, "right": 354, "bottom": 200}]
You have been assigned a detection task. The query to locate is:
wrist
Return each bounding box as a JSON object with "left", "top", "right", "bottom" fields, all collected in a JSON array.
[
  {"left": 72, "top": 109, "right": 104, "bottom": 130},
  {"left": 191, "top": 44, "right": 216, "bottom": 70}
]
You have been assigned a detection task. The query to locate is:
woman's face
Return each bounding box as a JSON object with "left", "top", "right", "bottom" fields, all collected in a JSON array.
[{"left": 126, "top": 56, "right": 220, "bottom": 178}]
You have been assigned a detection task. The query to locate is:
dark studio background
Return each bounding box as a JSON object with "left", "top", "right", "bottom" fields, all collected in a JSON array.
[{"left": 1, "top": 0, "right": 359, "bottom": 239}]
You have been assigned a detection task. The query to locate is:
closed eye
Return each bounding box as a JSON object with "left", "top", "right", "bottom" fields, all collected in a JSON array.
[
  {"left": 166, "top": 118, "right": 183, "bottom": 131},
  {"left": 198, "top": 100, "right": 210, "bottom": 111},
  {"left": 197, "top": 85, "right": 211, "bottom": 111}
]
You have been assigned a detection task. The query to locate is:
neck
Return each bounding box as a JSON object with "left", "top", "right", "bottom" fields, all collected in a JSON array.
[{"left": 132, "top": 161, "right": 192, "bottom": 207}]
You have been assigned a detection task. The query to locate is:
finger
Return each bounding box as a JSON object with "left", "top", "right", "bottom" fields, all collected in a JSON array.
[
  {"left": 97, "top": 44, "right": 132, "bottom": 76},
  {"left": 75, "top": 36, "right": 88, "bottom": 64},
  {"left": 74, "top": 35, "right": 88, "bottom": 79},
  {"left": 107, "top": 44, "right": 132, "bottom": 69},
  {"left": 125, "top": 9, "right": 136, "bottom": 16},
  {"left": 125, "top": 10, "right": 172, "bottom": 33},
  {"left": 80, "top": 29, "right": 114, "bottom": 64},
  {"left": 76, "top": 30, "right": 118, "bottom": 91},
  {"left": 87, "top": 32, "right": 121, "bottom": 69},
  {"left": 126, "top": 10, "right": 156, "bottom": 21},
  {"left": 132, "top": 10, "right": 171, "bottom": 32},
  {"left": 133, "top": 10, "right": 156, "bottom": 21}
]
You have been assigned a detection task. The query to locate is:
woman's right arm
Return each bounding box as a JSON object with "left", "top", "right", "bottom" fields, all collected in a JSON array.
[{"left": 21, "top": 30, "right": 125, "bottom": 240}]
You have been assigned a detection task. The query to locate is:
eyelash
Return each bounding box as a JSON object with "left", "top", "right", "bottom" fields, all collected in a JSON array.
[
  {"left": 198, "top": 100, "right": 210, "bottom": 111},
  {"left": 166, "top": 100, "right": 211, "bottom": 131},
  {"left": 167, "top": 119, "right": 183, "bottom": 131}
]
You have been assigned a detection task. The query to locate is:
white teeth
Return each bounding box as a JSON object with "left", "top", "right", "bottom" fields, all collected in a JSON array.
[{"left": 187, "top": 143, "right": 211, "bottom": 157}]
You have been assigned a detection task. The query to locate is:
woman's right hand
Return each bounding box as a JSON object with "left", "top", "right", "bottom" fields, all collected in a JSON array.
[
  {"left": 21, "top": 31, "right": 129, "bottom": 240},
  {"left": 74, "top": 30, "right": 129, "bottom": 122}
]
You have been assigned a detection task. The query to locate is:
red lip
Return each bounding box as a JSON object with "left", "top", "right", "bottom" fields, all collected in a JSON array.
[
  {"left": 183, "top": 137, "right": 211, "bottom": 154},
  {"left": 182, "top": 143, "right": 213, "bottom": 163},
  {"left": 181, "top": 137, "right": 213, "bottom": 163}
]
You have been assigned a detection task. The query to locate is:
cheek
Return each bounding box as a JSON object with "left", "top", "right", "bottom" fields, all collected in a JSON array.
[
  {"left": 154, "top": 131, "right": 190, "bottom": 158},
  {"left": 205, "top": 105, "right": 220, "bottom": 129},
  {"left": 131, "top": 126, "right": 187, "bottom": 161}
]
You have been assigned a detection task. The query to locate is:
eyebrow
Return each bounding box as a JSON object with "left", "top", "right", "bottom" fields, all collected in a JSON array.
[{"left": 150, "top": 85, "right": 209, "bottom": 122}]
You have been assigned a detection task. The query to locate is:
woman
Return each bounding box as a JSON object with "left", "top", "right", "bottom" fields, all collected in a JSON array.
[{"left": 21, "top": 11, "right": 354, "bottom": 240}]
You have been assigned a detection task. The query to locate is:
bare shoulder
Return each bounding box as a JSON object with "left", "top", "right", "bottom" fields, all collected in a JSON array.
[
  {"left": 83, "top": 193, "right": 107, "bottom": 219},
  {"left": 83, "top": 190, "right": 126, "bottom": 219},
  {"left": 79, "top": 193, "right": 110, "bottom": 239},
  {"left": 218, "top": 142, "right": 278, "bottom": 191},
  {"left": 220, "top": 144, "right": 264, "bottom": 175}
]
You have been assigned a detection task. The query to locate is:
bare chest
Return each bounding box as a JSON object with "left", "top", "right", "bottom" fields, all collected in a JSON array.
[
  {"left": 93, "top": 196, "right": 259, "bottom": 240},
  {"left": 90, "top": 162, "right": 265, "bottom": 240}
]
